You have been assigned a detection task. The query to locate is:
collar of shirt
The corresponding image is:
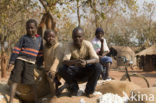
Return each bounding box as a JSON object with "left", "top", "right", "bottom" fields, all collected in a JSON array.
[{"left": 35, "top": 34, "right": 40, "bottom": 37}]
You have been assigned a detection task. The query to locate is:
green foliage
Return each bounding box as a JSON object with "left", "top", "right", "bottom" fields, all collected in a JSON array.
[{"left": 1, "top": 0, "right": 156, "bottom": 51}]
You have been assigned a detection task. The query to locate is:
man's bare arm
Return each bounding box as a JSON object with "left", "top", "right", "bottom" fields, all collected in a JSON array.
[
  {"left": 101, "top": 51, "right": 109, "bottom": 57},
  {"left": 63, "top": 59, "right": 80, "bottom": 66},
  {"left": 98, "top": 39, "right": 104, "bottom": 56},
  {"left": 49, "top": 58, "right": 60, "bottom": 73},
  {"left": 86, "top": 58, "right": 99, "bottom": 64},
  {"left": 98, "top": 39, "right": 109, "bottom": 56}
]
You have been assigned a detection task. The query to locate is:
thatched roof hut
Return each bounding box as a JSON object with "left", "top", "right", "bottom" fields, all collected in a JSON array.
[
  {"left": 130, "top": 46, "right": 141, "bottom": 53},
  {"left": 136, "top": 44, "right": 156, "bottom": 56},
  {"left": 107, "top": 46, "right": 136, "bottom": 66},
  {"left": 136, "top": 44, "right": 156, "bottom": 71}
]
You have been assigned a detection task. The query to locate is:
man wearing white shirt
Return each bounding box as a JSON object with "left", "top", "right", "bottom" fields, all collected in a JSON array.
[{"left": 92, "top": 27, "right": 112, "bottom": 80}]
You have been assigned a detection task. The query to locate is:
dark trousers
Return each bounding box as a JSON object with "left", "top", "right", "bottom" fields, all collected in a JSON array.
[
  {"left": 10, "top": 59, "right": 35, "bottom": 85},
  {"left": 59, "top": 63, "right": 102, "bottom": 94}
]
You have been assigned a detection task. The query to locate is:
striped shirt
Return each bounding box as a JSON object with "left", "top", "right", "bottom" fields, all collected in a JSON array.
[{"left": 9, "top": 34, "right": 43, "bottom": 65}]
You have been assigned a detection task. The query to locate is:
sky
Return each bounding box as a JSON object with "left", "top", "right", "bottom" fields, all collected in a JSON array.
[
  {"left": 137, "top": 0, "right": 156, "bottom": 5},
  {"left": 137, "top": 0, "right": 156, "bottom": 21},
  {"left": 36, "top": 0, "right": 156, "bottom": 22}
]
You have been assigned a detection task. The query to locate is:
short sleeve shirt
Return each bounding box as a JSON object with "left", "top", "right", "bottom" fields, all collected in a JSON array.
[
  {"left": 63, "top": 40, "right": 99, "bottom": 61},
  {"left": 44, "top": 42, "right": 63, "bottom": 71},
  {"left": 92, "top": 37, "right": 109, "bottom": 53}
]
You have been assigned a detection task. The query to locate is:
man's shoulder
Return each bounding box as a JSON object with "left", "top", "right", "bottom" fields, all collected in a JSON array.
[
  {"left": 44, "top": 42, "right": 61, "bottom": 49},
  {"left": 22, "top": 34, "right": 42, "bottom": 39},
  {"left": 83, "top": 40, "right": 93, "bottom": 47},
  {"left": 91, "top": 37, "right": 100, "bottom": 44},
  {"left": 18, "top": 34, "right": 28, "bottom": 40},
  {"left": 103, "top": 38, "right": 107, "bottom": 44},
  {"left": 64, "top": 42, "right": 73, "bottom": 48},
  {"left": 21, "top": 34, "right": 27, "bottom": 38},
  {"left": 55, "top": 42, "right": 63, "bottom": 50},
  {"left": 103, "top": 38, "right": 106, "bottom": 41},
  {"left": 83, "top": 40, "right": 91, "bottom": 43},
  {"left": 91, "top": 37, "right": 97, "bottom": 42}
]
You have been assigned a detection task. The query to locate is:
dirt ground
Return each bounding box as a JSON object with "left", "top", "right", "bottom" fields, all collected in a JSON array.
[
  {"left": 109, "top": 69, "right": 156, "bottom": 88},
  {"left": 51, "top": 69, "right": 156, "bottom": 103},
  {"left": 0, "top": 68, "right": 156, "bottom": 88},
  {"left": 0, "top": 69, "right": 156, "bottom": 103}
]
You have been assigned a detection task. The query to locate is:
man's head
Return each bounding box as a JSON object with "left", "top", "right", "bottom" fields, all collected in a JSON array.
[
  {"left": 44, "top": 30, "right": 56, "bottom": 46},
  {"left": 95, "top": 27, "right": 104, "bottom": 40},
  {"left": 26, "top": 19, "right": 38, "bottom": 37},
  {"left": 72, "top": 27, "right": 84, "bottom": 48}
]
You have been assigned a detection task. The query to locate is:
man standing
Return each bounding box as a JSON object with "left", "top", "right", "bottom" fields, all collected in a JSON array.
[{"left": 59, "top": 27, "right": 102, "bottom": 97}]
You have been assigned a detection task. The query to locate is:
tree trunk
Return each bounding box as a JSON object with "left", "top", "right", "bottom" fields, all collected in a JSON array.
[
  {"left": 90, "top": 0, "right": 98, "bottom": 28},
  {"left": 77, "top": 0, "right": 81, "bottom": 27},
  {"left": 1, "top": 46, "right": 7, "bottom": 78},
  {"left": 38, "top": 12, "right": 56, "bottom": 38},
  {"left": 38, "top": 0, "right": 56, "bottom": 37}
]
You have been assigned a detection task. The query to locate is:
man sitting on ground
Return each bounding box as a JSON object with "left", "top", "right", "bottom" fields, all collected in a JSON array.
[{"left": 92, "top": 27, "right": 112, "bottom": 80}]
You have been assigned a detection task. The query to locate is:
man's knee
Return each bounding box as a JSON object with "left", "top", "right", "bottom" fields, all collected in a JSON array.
[
  {"left": 101, "top": 56, "right": 112, "bottom": 65},
  {"left": 58, "top": 66, "right": 68, "bottom": 77},
  {"left": 107, "top": 57, "right": 112, "bottom": 63},
  {"left": 93, "top": 63, "right": 103, "bottom": 73}
]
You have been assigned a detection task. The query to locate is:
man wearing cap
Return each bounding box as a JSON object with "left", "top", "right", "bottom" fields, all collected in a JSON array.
[{"left": 92, "top": 27, "right": 112, "bottom": 80}]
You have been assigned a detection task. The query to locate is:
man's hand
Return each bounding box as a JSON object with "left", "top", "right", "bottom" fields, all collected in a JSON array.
[
  {"left": 63, "top": 59, "right": 80, "bottom": 66},
  {"left": 100, "top": 38, "right": 104, "bottom": 43},
  {"left": 98, "top": 38, "right": 104, "bottom": 56},
  {"left": 46, "top": 70, "right": 56, "bottom": 80},
  {"left": 78, "top": 59, "right": 87, "bottom": 68}
]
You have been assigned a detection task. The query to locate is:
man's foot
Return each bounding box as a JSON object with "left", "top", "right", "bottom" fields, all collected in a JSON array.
[
  {"left": 55, "top": 79, "right": 62, "bottom": 87},
  {"left": 71, "top": 91, "right": 77, "bottom": 96},
  {"left": 56, "top": 83, "right": 69, "bottom": 97},
  {"left": 69, "top": 91, "right": 78, "bottom": 97},
  {"left": 84, "top": 93, "right": 94, "bottom": 98},
  {"left": 103, "top": 76, "right": 112, "bottom": 80}
]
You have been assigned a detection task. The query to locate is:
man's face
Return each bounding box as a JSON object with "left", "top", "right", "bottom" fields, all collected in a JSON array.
[
  {"left": 45, "top": 31, "right": 56, "bottom": 46},
  {"left": 96, "top": 32, "right": 104, "bottom": 40},
  {"left": 72, "top": 30, "right": 83, "bottom": 48},
  {"left": 26, "top": 23, "right": 37, "bottom": 36}
]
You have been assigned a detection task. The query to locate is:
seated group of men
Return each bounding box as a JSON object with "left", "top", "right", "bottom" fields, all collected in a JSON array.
[{"left": 44, "top": 27, "right": 112, "bottom": 97}]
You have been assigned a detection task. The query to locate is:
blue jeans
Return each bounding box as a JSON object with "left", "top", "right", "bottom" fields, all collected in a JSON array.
[{"left": 100, "top": 56, "right": 112, "bottom": 79}]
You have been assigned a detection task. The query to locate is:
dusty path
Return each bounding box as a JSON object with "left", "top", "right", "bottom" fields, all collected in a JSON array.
[
  {"left": 110, "top": 69, "right": 156, "bottom": 88},
  {"left": 1, "top": 69, "right": 156, "bottom": 88},
  {"left": 0, "top": 69, "right": 156, "bottom": 88}
]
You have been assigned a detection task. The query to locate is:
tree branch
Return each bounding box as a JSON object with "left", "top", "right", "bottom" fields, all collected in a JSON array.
[{"left": 39, "top": 0, "right": 48, "bottom": 12}]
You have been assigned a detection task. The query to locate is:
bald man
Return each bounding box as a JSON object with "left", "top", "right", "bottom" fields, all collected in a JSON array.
[{"left": 59, "top": 27, "right": 102, "bottom": 97}]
